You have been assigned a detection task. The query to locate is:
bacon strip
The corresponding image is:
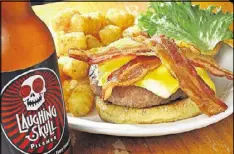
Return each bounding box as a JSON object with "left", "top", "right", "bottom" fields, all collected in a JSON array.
[
  {"left": 69, "top": 38, "right": 233, "bottom": 80},
  {"left": 88, "top": 45, "right": 153, "bottom": 64},
  {"left": 134, "top": 38, "right": 233, "bottom": 81},
  {"left": 69, "top": 44, "right": 154, "bottom": 64},
  {"left": 149, "top": 35, "right": 227, "bottom": 116},
  {"left": 69, "top": 48, "right": 89, "bottom": 62},
  {"left": 180, "top": 48, "right": 233, "bottom": 80},
  {"left": 101, "top": 56, "right": 161, "bottom": 100},
  {"left": 190, "top": 59, "right": 233, "bottom": 80}
]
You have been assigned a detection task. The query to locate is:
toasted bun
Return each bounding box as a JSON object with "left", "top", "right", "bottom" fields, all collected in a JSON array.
[{"left": 96, "top": 97, "right": 201, "bottom": 124}]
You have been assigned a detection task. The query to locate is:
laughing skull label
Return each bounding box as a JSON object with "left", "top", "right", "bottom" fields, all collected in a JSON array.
[
  {"left": 21, "top": 75, "right": 46, "bottom": 111},
  {"left": 1, "top": 68, "right": 65, "bottom": 154}
]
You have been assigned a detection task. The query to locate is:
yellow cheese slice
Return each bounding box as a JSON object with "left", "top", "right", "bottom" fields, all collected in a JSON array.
[
  {"left": 98, "top": 56, "right": 133, "bottom": 86},
  {"left": 195, "top": 67, "right": 216, "bottom": 92},
  {"left": 98, "top": 58, "right": 216, "bottom": 98},
  {"left": 135, "top": 66, "right": 216, "bottom": 98},
  {"left": 134, "top": 64, "right": 179, "bottom": 98}
]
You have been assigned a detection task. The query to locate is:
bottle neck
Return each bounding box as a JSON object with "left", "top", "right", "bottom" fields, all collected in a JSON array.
[{"left": 2, "top": 2, "right": 33, "bottom": 20}]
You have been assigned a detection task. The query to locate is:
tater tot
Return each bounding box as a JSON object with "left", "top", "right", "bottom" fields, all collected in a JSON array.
[
  {"left": 70, "top": 12, "right": 105, "bottom": 35},
  {"left": 50, "top": 8, "right": 80, "bottom": 32},
  {"left": 62, "top": 79, "right": 78, "bottom": 112},
  {"left": 99, "top": 25, "right": 122, "bottom": 45},
  {"left": 58, "top": 56, "right": 71, "bottom": 67},
  {"left": 68, "top": 82, "right": 94, "bottom": 117},
  {"left": 58, "top": 56, "right": 71, "bottom": 81},
  {"left": 54, "top": 31, "right": 87, "bottom": 56},
  {"left": 63, "top": 57, "right": 89, "bottom": 80},
  {"left": 58, "top": 62, "right": 69, "bottom": 82},
  {"left": 86, "top": 35, "right": 102, "bottom": 49},
  {"left": 122, "top": 25, "right": 142, "bottom": 37},
  {"left": 122, "top": 25, "right": 148, "bottom": 42},
  {"left": 106, "top": 8, "right": 135, "bottom": 29}
]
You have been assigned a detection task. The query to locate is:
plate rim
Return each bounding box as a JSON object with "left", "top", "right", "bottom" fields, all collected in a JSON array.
[{"left": 67, "top": 100, "right": 233, "bottom": 137}]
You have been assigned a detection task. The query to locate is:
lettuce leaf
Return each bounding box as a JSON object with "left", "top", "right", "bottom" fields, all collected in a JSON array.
[{"left": 138, "top": 2, "right": 233, "bottom": 54}]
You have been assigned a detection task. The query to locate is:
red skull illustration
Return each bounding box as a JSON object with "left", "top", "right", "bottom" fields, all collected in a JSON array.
[{"left": 20, "top": 75, "right": 46, "bottom": 111}]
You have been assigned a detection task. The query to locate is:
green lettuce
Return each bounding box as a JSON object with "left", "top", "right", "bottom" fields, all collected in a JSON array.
[{"left": 138, "top": 2, "right": 233, "bottom": 54}]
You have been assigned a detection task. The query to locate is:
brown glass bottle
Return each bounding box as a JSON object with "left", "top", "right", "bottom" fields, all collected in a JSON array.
[{"left": 1, "top": 2, "right": 71, "bottom": 154}]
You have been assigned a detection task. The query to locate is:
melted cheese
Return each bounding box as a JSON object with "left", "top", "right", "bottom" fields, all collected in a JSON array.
[
  {"left": 195, "top": 67, "right": 216, "bottom": 92},
  {"left": 135, "top": 66, "right": 216, "bottom": 98},
  {"left": 98, "top": 56, "right": 134, "bottom": 86},
  {"left": 98, "top": 58, "right": 216, "bottom": 98},
  {"left": 134, "top": 65, "right": 179, "bottom": 98}
]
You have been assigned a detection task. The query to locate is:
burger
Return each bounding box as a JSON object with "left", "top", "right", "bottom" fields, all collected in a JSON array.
[{"left": 69, "top": 36, "right": 232, "bottom": 124}]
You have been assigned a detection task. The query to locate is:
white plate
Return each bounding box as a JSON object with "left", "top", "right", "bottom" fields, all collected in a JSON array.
[{"left": 67, "top": 44, "right": 233, "bottom": 137}]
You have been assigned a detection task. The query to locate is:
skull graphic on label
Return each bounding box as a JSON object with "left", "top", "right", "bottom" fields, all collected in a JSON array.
[{"left": 20, "top": 75, "right": 46, "bottom": 111}]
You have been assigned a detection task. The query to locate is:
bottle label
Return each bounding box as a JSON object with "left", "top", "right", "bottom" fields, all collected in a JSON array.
[{"left": 1, "top": 52, "right": 70, "bottom": 154}]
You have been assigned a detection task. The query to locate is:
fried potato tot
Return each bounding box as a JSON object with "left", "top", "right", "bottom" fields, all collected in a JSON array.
[
  {"left": 86, "top": 35, "right": 102, "bottom": 49},
  {"left": 50, "top": 8, "right": 80, "bottom": 32},
  {"left": 70, "top": 12, "right": 105, "bottom": 35},
  {"left": 54, "top": 31, "right": 87, "bottom": 56},
  {"left": 58, "top": 56, "right": 71, "bottom": 66},
  {"left": 58, "top": 64, "right": 69, "bottom": 82},
  {"left": 68, "top": 81, "right": 94, "bottom": 117},
  {"left": 58, "top": 56, "right": 71, "bottom": 81},
  {"left": 122, "top": 25, "right": 142, "bottom": 37},
  {"left": 106, "top": 8, "right": 135, "bottom": 29},
  {"left": 63, "top": 57, "right": 89, "bottom": 80},
  {"left": 99, "top": 25, "right": 122, "bottom": 45},
  {"left": 62, "top": 79, "right": 78, "bottom": 112}
]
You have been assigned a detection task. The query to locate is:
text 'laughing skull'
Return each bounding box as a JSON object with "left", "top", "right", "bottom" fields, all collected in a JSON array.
[{"left": 20, "top": 75, "right": 46, "bottom": 111}]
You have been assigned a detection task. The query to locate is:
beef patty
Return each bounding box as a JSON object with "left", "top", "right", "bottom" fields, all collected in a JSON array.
[{"left": 89, "top": 64, "right": 187, "bottom": 108}]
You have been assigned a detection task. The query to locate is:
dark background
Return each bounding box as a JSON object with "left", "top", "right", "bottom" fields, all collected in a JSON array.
[
  {"left": 30, "top": 1, "right": 62, "bottom": 5},
  {"left": 31, "top": 1, "right": 233, "bottom": 6},
  {"left": 30, "top": 0, "right": 233, "bottom": 5}
]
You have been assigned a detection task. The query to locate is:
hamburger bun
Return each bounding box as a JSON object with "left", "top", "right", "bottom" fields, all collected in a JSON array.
[{"left": 96, "top": 97, "right": 201, "bottom": 124}]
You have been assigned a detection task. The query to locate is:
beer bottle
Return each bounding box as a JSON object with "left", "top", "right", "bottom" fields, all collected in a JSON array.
[{"left": 1, "top": 2, "right": 71, "bottom": 154}]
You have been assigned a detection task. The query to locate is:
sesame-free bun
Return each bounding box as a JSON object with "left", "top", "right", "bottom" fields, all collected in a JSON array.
[{"left": 96, "top": 97, "right": 201, "bottom": 124}]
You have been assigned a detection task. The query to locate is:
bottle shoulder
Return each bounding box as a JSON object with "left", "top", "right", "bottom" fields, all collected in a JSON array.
[{"left": 2, "top": 14, "right": 55, "bottom": 72}]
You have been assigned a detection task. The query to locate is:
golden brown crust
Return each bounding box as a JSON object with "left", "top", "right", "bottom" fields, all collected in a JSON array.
[{"left": 96, "top": 97, "right": 201, "bottom": 124}]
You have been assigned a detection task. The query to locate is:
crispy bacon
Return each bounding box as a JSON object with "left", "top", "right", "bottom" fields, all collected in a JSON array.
[
  {"left": 88, "top": 45, "right": 152, "bottom": 64},
  {"left": 101, "top": 56, "right": 161, "bottom": 100},
  {"left": 69, "top": 37, "right": 233, "bottom": 80},
  {"left": 69, "top": 45, "right": 154, "bottom": 64},
  {"left": 150, "top": 35, "right": 227, "bottom": 116},
  {"left": 133, "top": 37, "right": 234, "bottom": 81},
  {"left": 180, "top": 48, "right": 233, "bottom": 80},
  {"left": 69, "top": 48, "right": 89, "bottom": 62},
  {"left": 190, "top": 59, "right": 233, "bottom": 80}
]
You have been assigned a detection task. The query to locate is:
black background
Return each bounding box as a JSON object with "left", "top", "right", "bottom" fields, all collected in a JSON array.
[
  {"left": 30, "top": 1, "right": 233, "bottom": 6},
  {"left": 31, "top": 0, "right": 62, "bottom": 6}
]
